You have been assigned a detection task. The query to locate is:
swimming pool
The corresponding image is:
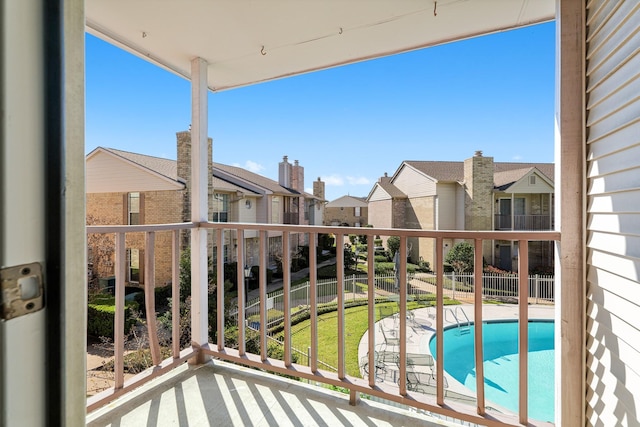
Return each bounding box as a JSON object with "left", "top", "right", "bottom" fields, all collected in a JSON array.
[{"left": 428, "top": 320, "right": 554, "bottom": 422}]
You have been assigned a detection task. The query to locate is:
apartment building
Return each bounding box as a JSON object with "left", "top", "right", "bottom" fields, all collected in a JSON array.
[{"left": 367, "top": 151, "right": 554, "bottom": 272}]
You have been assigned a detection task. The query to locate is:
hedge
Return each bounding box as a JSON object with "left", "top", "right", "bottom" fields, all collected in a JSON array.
[{"left": 87, "top": 295, "right": 138, "bottom": 339}]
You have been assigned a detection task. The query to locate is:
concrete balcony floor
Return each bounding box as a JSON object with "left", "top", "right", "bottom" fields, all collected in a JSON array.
[{"left": 86, "top": 358, "right": 451, "bottom": 427}]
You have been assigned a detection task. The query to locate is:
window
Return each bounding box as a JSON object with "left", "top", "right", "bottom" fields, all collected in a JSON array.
[
  {"left": 354, "top": 206, "right": 361, "bottom": 217},
  {"left": 271, "top": 196, "right": 280, "bottom": 223},
  {"left": 529, "top": 175, "right": 537, "bottom": 185},
  {"left": 128, "top": 192, "right": 140, "bottom": 225},
  {"left": 127, "top": 248, "right": 143, "bottom": 283},
  {"left": 515, "top": 198, "right": 525, "bottom": 215},
  {"left": 268, "top": 236, "right": 282, "bottom": 265},
  {"left": 213, "top": 193, "right": 229, "bottom": 222}
]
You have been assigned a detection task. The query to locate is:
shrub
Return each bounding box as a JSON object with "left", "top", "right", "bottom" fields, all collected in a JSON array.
[
  {"left": 386, "top": 236, "right": 400, "bottom": 256},
  {"left": 87, "top": 295, "right": 138, "bottom": 339},
  {"left": 374, "top": 255, "right": 389, "bottom": 263},
  {"left": 375, "top": 262, "right": 396, "bottom": 274},
  {"left": 445, "top": 242, "right": 475, "bottom": 273}
]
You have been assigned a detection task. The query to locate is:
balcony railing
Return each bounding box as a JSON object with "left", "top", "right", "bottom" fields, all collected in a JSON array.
[
  {"left": 86, "top": 222, "right": 559, "bottom": 426},
  {"left": 494, "top": 214, "right": 553, "bottom": 231},
  {"left": 283, "top": 212, "right": 299, "bottom": 224}
]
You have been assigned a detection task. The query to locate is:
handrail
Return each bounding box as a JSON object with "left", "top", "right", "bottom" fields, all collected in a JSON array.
[
  {"left": 455, "top": 306, "right": 471, "bottom": 328},
  {"left": 444, "top": 307, "right": 471, "bottom": 333}
]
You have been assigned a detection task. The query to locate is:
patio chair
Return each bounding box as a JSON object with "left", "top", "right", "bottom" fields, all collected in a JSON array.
[
  {"left": 406, "top": 353, "right": 435, "bottom": 374},
  {"left": 378, "top": 323, "right": 400, "bottom": 352},
  {"left": 404, "top": 370, "right": 449, "bottom": 395},
  {"left": 360, "top": 351, "right": 398, "bottom": 382}
]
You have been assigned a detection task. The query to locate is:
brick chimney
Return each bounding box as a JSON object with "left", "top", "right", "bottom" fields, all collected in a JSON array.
[
  {"left": 176, "top": 130, "right": 213, "bottom": 234},
  {"left": 291, "top": 159, "right": 304, "bottom": 193},
  {"left": 278, "top": 155, "right": 292, "bottom": 189},
  {"left": 379, "top": 172, "right": 391, "bottom": 183},
  {"left": 313, "top": 177, "right": 325, "bottom": 200},
  {"left": 463, "top": 150, "right": 493, "bottom": 231}
]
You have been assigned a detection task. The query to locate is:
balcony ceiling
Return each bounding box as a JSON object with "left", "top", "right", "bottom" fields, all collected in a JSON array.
[{"left": 85, "top": 0, "right": 554, "bottom": 92}]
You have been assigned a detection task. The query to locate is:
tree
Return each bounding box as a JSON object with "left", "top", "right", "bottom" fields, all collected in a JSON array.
[
  {"left": 387, "top": 236, "right": 400, "bottom": 257},
  {"left": 445, "top": 242, "right": 475, "bottom": 274}
]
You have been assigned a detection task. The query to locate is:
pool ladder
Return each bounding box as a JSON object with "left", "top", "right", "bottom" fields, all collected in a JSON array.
[{"left": 445, "top": 307, "right": 471, "bottom": 334}]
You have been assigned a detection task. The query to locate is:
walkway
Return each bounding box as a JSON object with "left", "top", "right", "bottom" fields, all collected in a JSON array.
[{"left": 246, "top": 257, "right": 337, "bottom": 301}]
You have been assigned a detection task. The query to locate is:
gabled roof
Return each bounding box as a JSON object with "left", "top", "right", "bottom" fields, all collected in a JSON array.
[
  {"left": 87, "top": 147, "right": 311, "bottom": 197},
  {"left": 97, "top": 147, "right": 182, "bottom": 183},
  {"left": 377, "top": 182, "right": 407, "bottom": 198},
  {"left": 404, "top": 161, "right": 464, "bottom": 182},
  {"left": 366, "top": 180, "right": 407, "bottom": 202},
  {"left": 213, "top": 163, "right": 298, "bottom": 196},
  {"left": 402, "top": 160, "right": 554, "bottom": 186},
  {"left": 494, "top": 162, "right": 554, "bottom": 182},
  {"left": 86, "top": 147, "right": 185, "bottom": 193},
  {"left": 326, "top": 195, "right": 368, "bottom": 208},
  {"left": 212, "top": 176, "right": 261, "bottom": 197},
  {"left": 494, "top": 167, "right": 554, "bottom": 192}
]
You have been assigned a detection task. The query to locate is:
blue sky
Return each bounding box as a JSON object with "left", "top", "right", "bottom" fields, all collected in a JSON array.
[{"left": 86, "top": 21, "right": 555, "bottom": 202}]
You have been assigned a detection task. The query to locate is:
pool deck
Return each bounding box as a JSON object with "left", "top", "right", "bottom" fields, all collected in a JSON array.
[{"left": 357, "top": 303, "right": 555, "bottom": 413}]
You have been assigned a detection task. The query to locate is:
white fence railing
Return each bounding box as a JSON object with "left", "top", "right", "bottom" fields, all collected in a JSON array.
[{"left": 232, "top": 272, "right": 555, "bottom": 330}]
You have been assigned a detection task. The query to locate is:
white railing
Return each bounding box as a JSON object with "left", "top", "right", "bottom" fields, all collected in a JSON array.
[
  {"left": 232, "top": 272, "right": 554, "bottom": 331},
  {"left": 86, "top": 222, "right": 559, "bottom": 427}
]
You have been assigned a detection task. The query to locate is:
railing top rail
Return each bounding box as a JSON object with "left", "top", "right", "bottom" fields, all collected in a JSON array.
[
  {"left": 87, "top": 222, "right": 196, "bottom": 233},
  {"left": 201, "top": 221, "right": 560, "bottom": 241},
  {"left": 87, "top": 220, "right": 559, "bottom": 241}
]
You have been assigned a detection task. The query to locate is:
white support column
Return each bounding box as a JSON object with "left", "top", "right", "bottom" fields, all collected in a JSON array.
[{"left": 190, "top": 57, "right": 209, "bottom": 363}]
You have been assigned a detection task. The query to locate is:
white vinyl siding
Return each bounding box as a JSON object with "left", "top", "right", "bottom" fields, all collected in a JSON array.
[
  {"left": 368, "top": 185, "right": 391, "bottom": 202},
  {"left": 86, "top": 150, "right": 183, "bottom": 193},
  {"left": 393, "top": 165, "right": 436, "bottom": 197},
  {"left": 585, "top": 2, "right": 640, "bottom": 426},
  {"left": 507, "top": 172, "right": 554, "bottom": 194}
]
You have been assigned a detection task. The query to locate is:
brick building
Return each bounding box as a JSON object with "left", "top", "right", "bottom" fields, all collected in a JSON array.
[
  {"left": 367, "top": 151, "right": 554, "bottom": 272},
  {"left": 324, "top": 195, "right": 368, "bottom": 227},
  {"left": 86, "top": 131, "right": 325, "bottom": 288}
]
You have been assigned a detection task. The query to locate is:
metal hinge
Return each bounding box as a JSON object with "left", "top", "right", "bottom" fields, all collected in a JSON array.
[{"left": 1, "top": 262, "right": 44, "bottom": 320}]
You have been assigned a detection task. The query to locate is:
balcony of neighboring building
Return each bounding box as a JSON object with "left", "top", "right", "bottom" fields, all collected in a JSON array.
[
  {"left": 494, "top": 196, "right": 554, "bottom": 231},
  {"left": 494, "top": 214, "right": 553, "bottom": 231}
]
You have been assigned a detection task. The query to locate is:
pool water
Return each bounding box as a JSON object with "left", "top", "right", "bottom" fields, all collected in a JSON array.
[{"left": 428, "top": 320, "right": 555, "bottom": 422}]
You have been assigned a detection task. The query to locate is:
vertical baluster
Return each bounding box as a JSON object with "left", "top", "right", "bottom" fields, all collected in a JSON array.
[
  {"left": 435, "top": 236, "right": 445, "bottom": 405},
  {"left": 398, "top": 235, "right": 407, "bottom": 396},
  {"left": 518, "top": 239, "right": 529, "bottom": 423},
  {"left": 367, "top": 236, "right": 375, "bottom": 388},
  {"left": 259, "top": 230, "right": 268, "bottom": 360},
  {"left": 474, "top": 238, "right": 485, "bottom": 414},
  {"left": 145, "top": 231, "right": 161, "bottom": 365},
  {"left": 216, "top": 228, "right": 224, "bottom": 351},
  {"left": 283, "top": 231, "right": 291, "bottom": 366},
  {"left": 309, "top": 233, "right": 318, "bottom": 373},
  {"left": 237, "top": 229, "right": 246, "bottom": 356},
  {"left": 172, "top": 229, "right": 180, "bottom": 358},
  {"left": 336, "top": 232, "right": 345, "bottom": 379},
  {"left": 114, "top": 232, "right": 126, "bottom": 389}
]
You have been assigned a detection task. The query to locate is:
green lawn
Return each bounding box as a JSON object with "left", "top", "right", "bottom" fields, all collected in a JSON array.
[{"left": 288, "top": 299, "right": 454, "bottom": 377}]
